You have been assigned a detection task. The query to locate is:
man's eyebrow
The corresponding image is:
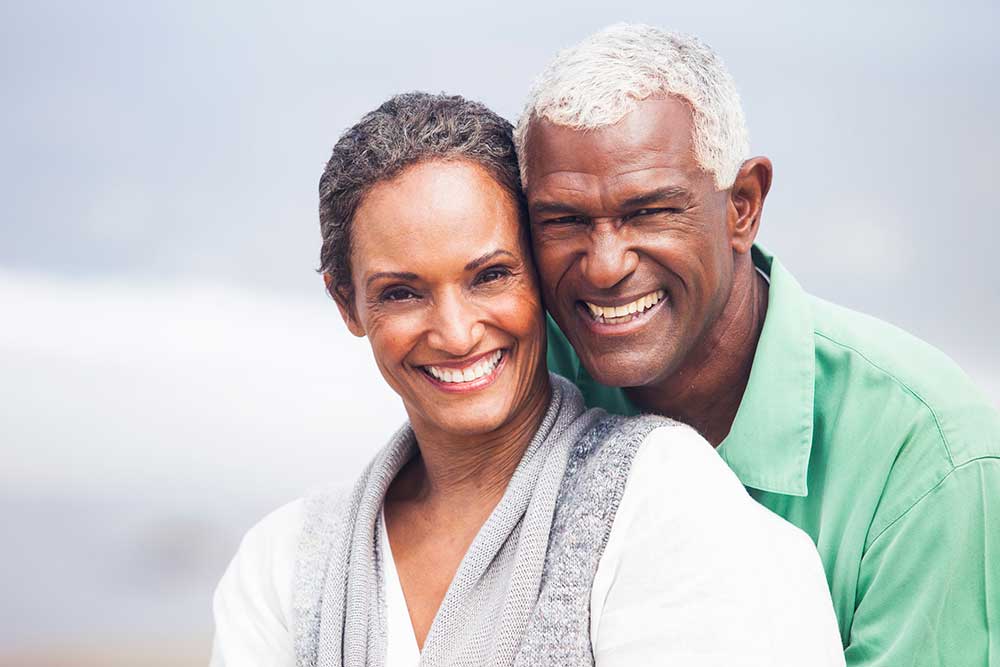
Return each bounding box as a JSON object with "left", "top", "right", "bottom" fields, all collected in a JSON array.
[
  {"left": 529, "top": 186, "right": 690, "bottom": 217},
  {"left": 365, "top": 271, "right": 419, "bottom": 289},
  {"left": 465, "top": 249, "right": 516, "bottom": 272},
  {"left": 529, "top": 200, "right": 584, "bottom": 216},
  {"left": 618, "top": 186, "right": 690, "bottom": 210}
]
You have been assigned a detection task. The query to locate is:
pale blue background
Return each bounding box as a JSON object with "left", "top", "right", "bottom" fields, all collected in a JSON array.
[{"left": 1, "top": 0, "right": 997, "bottom": 663}]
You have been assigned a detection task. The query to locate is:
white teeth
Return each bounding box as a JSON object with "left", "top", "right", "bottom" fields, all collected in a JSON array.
[
  {"left": 425, "top": 350, "right": 503, "bottom": 383},
  {"left": 584, "top": 289, "right": 666, "bottom": 324}
]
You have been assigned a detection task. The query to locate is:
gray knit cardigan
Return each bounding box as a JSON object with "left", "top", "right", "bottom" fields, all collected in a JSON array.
[{"left": 293, "top": 375, "right": 672, "bottom": 666}]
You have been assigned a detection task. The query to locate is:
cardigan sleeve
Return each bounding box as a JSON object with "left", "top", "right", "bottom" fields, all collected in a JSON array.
[
  {"left": 590, "top": 425, "right": 845, "bottom": 666},
  {"left": 210, "top": 499, "right": 303, "bottom": 667}
]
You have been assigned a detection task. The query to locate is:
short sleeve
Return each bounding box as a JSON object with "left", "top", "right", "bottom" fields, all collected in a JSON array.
[
  {"left": 210, "top": 499, "right": 304, "bottom": 667},
  {"left": 591, "top": 424, "right": 844, "bottom": 666},
  {"left": 845, "top": 458, "right": 1000, "bottom": 666}
]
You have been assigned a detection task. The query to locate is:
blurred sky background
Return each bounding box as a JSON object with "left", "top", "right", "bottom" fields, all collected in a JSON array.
[{"left": 1, "top": 0, "right": 998, "bottom": 664}]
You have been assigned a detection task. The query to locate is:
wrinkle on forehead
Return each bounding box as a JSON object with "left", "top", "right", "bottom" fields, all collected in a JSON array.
[
  {"left": 532, "top": 167, "right": 695, "bottom": 219},
  {"left": 525, "top": 96, "right": 704, "bottom": 188},
  {"left": 350, "top": 161, "right": 523, "bottom": 283}
]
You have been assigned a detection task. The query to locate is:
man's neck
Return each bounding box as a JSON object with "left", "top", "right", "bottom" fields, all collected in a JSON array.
[{"left": 625, "top": 262, "right": 769, "bottom": 447}]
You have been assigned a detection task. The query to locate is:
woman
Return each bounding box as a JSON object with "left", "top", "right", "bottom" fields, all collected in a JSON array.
[{"left": 211, "top": 93, "right": 844, "bottom": 666}]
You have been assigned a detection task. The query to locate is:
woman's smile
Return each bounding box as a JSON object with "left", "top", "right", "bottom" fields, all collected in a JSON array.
[
  {"left": 339, "top": 158, "right": 549, "bottom": 439},
  {"left": 419, "top": 348, "right": 507, "bottom": 391}
]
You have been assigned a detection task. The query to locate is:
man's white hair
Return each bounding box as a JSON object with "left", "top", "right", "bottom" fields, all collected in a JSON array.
[{"left": 514, "top": 23, "right": 750, "bottom": 189}]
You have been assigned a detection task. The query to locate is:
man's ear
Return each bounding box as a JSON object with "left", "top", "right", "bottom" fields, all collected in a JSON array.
[
  {"left": 728, "top": 156, "right": 773, "bottom": 255},
  {"left": 324, "top": 273, "right": 365, "bottom": 338}
]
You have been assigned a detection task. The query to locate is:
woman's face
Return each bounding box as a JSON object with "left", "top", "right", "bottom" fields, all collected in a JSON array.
[{"left": 336, "top": 159, "right": 548, "bottom": 439}]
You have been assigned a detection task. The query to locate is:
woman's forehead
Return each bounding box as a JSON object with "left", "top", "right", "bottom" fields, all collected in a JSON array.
[{"left": 351, "top": 161, "right": 524, "bottom": 278}]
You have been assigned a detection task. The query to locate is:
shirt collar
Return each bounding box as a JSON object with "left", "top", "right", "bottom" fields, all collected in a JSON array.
[{"left": 717, "top": 245, "right": 816, "bottom": 497}]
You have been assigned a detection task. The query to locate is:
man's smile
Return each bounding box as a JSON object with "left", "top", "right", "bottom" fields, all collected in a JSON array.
[
  {"left": 574, "top": 288, "right": 668, "bottom": 335},
  {"left": 582, "top": 289, "right": 666, "bottom": 322}
]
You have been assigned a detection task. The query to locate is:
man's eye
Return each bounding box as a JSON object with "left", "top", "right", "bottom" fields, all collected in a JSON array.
[
  {"left": 381, "top": 287, "right": 417, "bottom": 302},
  {"left": 543, "top": 215, "right": 584, "bottom": 225},
  {"left": 631, "top": 208, "right": 680, "bottom": 218}
]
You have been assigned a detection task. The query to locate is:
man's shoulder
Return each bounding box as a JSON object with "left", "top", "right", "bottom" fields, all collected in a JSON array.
[{"left": 807, "top": 294, "right": 1000, "bottom": 467}]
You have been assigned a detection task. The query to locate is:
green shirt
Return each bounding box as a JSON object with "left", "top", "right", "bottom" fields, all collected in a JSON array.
[{"left": 547, "top": 245, "right": 1000, "bottom": 666}]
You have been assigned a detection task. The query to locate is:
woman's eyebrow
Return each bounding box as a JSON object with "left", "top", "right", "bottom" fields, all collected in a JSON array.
[
  {"left": 365, "top": 271, "right": 419, "bottom": 289},
  {"left": 465, "top": 249, "right": 516, "bottom": 272}
]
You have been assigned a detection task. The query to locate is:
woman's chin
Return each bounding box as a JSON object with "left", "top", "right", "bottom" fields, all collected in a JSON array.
[
  {"left": 400, "top": 384, "right": 524, "bottom": 438},
  {"left": 416, "top": 403, "right": 514, "bottom": 438}
]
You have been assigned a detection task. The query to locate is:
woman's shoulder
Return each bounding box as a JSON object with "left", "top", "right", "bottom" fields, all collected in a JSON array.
[
  {"left": 553, "top": 413, "right": 715, "bottom": 515},
  {"left": 234, "top": 478, "right": 361, "bottom": 556},
  {"left": 210, "top": 498, "right": 307, "bottom": 666},
  {"left": 245, "top": 498, "right": 308, "bottom": 545},
  {"left": 598, "top": 417, "right": 827, "bottom": 601},
  {"left": 590, "top": 420, "right": 845, "bottom": 665},
  {"left": 218, "top": 498, "right": 307, "bottom": 602},
  {"left": 573, "top": 413, "right": 734, "bottom": 492},
  {"left": 628, "top": 419, "right": 748, "bottom": 499},
  {"left": 616, "top": 419, "right": 804, "bottom": 536}
]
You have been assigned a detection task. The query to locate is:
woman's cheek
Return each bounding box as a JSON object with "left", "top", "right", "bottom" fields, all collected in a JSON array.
[
  {"left": 365, "top": 308, "right": 423, "bottom": 352},
  {"left": 490, "top": 290, "right": 544, "bottom": 338}
]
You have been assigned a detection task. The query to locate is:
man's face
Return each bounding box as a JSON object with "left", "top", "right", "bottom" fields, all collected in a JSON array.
[{"left": 525, "top": 96, "right": 737, "bottom": 389}]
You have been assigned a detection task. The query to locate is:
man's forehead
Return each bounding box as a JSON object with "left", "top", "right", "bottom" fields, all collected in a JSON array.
[
  {"left": 525, "top": 96, "right": 698, "bottom": 185},
  {"left": 529, "top": 167, "right": 688, "bottom": 203}
]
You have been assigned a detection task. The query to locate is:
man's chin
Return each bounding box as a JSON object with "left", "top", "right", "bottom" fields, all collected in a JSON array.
[{"left": 578, "top": 353, "right": 668, "bottom": 390}]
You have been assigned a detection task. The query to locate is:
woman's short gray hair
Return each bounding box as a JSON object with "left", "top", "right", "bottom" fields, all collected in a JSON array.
[
  {"left": 514, "top": 23, "right": 750, "bottom": 189},
  {"left": 319, "top": 92, "right": 525, "bottom": 303}
]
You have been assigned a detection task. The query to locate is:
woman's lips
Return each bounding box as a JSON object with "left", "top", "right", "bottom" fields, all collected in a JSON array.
[{"left": 419, "top": 349, "right": 507, "bottom": 392}]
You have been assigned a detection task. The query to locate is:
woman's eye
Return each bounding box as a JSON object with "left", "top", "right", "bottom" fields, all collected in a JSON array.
[
  {"left": 475, "top": 267, "right": 511, "bottom": 285},
  {"left": 381, "top": 287, "right": 417, "bottom": 302}
]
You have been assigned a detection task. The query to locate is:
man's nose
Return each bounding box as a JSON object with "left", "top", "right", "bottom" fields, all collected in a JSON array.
[
  {"left": 426, "top": 290, "right": 486, "bottom": 356},
  {"left": 580, "top": 222, "right": 639, "bottom": 289}
]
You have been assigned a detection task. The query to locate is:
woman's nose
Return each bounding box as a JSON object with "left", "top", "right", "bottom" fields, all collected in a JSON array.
[
  {"left": 425, "top": 292, "right": 486, "bottom": 356},
  {"left": 580, "top": 223, "right": 639, "bottom": 290}
]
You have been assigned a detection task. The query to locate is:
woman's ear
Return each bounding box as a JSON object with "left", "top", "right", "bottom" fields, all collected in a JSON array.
[
  {"left": 728, "top": 156, "right": 773, "bottom": 255},
  {"left": 324, "top": 273, "right": 366, "bottom": 338}
]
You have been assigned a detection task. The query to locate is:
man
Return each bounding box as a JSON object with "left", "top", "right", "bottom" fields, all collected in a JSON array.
[{"left": 515, "top": 24, "right": 1000, "bottom": 666}]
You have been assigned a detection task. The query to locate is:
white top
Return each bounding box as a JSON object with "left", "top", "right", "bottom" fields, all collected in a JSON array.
[
  {"left": 211, "top": 425, "right": 845, "bottom": 666},
  {"left": 380, "top": 511, "right": 420, "bottom": 664}
]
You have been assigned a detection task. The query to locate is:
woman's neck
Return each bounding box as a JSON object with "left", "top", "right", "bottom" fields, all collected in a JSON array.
[{"left": 391, "top": 370, "right": 553, "bottom": 512}]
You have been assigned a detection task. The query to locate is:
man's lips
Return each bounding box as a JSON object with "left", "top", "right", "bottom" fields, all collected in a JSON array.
[
  {"left": 573, "top": 288, "right": 668, "bottom": 336},
  {"left": 581, "top": 289, "right": 666, "bottom": 322}
]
